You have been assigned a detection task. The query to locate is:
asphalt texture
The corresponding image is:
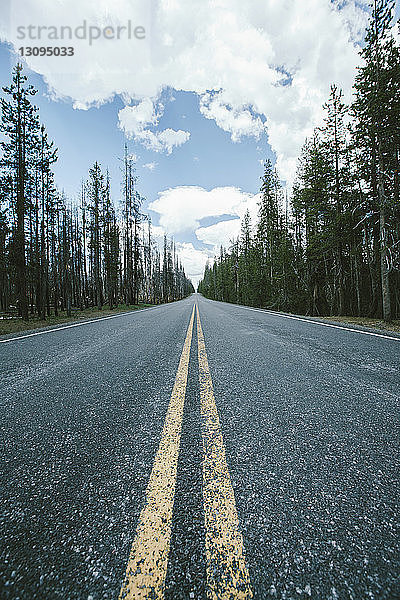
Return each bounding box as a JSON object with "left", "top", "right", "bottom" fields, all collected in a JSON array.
[{"left": 1, "top": 294, "right": 399, "bottom": 599}]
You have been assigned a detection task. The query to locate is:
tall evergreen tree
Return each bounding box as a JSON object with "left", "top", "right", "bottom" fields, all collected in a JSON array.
[
  {"left": 352, "top": 0, "right": 399, "bottom": 320},
  {"left": 0, "top": 64, "right": 39, "bottom": 319}
]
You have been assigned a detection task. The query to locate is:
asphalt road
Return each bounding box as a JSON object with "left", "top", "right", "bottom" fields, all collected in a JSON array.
[{"left": 1, "top": 294, "right": 399, "bottom": 599}]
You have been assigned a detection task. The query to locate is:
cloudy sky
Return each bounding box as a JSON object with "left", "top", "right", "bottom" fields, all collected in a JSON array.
[{"left": 1, "top": 0, "right": 397, "bottom": 285}]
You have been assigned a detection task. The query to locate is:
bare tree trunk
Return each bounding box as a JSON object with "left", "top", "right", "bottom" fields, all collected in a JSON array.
[
  {"left": 16, "top": 72, "right": 28, "bottom": 320},
  {"left": 379, "top": 192, "right": 391, "bottom": 321}
]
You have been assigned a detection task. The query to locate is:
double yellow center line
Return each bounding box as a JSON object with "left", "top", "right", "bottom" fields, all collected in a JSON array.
[{"left": 119, "top": 304, "right": 252, "bottom": 599}]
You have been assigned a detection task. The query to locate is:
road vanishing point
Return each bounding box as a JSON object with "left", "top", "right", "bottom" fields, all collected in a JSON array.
[{"left": 1, "top": 294, "right": 399, "bottom": 599}]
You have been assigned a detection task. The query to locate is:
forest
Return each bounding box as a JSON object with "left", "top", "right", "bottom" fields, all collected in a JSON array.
[
  {"left": 0, "top": 68, "right": 194, "bottom": 322},
  {"left": 199, "top": 1, "right": 400, "bottom": 321}
]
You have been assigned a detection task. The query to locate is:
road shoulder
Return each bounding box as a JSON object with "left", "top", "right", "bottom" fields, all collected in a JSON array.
[
  {"left": 199, "top": 297, "right": 400, "bottom": 339},
  {"left": 0, "top": 304, "right": 155, "bottom": 341}
]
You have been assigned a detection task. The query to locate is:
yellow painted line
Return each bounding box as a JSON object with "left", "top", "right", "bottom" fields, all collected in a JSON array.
[
  {"left": 196, "top": 304, "right": 253, "bottom": 599},
  {"left": 119, "top": 304, "right": 195, "bottom": 600}
]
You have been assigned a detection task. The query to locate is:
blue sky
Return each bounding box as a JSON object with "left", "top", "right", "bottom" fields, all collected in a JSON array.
[
  {"left": 0, "top": 43, "right": 271, "bottom": 200},
  {"left": 1, "top": 0, "right": 395, "bottom": 283},
  {"left": 0, "top": 41, "right": 273, "bottom": 247}
]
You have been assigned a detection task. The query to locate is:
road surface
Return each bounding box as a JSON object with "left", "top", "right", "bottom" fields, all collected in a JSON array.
[{"left": 1, "top": 294, "right": 399, "bottom": 599}]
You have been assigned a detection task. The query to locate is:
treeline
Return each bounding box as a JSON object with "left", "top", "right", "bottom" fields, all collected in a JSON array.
[
  {"left": 199, "top": 1, "right": 400, "bottom": 321},
  {"left": 0, "top": 65, "right": 193, "bottom": 320}
]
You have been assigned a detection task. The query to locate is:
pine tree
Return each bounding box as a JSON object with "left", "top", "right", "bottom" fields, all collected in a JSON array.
[
  {"left": 87, "top": 162, "right": 104, "bottom": 310},
  {"left": 352, "top": 0, "right": 399, "bottom": 320},
  {"left": 0, "top": 64, "right": 40, "bottom": 319}
]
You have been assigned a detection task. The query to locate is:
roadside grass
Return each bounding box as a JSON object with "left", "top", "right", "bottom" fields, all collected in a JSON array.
[
  {"left": 0, "top": 303, "right": 154, "bottom": 336},
  {"left": 322, "top": 315, "right": 400, "bottom": 334}
]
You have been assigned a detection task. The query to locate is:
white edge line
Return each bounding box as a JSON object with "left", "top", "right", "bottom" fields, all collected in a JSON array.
[
  {"left": 204, "top": 299, "right": 400, "bottom": 342},
  {"left": 0, "top": 305, "right": 164, "bottom": 344}
]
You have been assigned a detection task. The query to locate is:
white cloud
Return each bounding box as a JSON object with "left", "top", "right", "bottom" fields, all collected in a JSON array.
[
  {"left": 140, "top": 128, "right": 190, "bottom": 154},
  {"left": 118, "top": 99, "right": 190, "bottom": 153},
  {"left": 149, "top": 185, "right": 260, "bottom": 283},
  {"left": 176, "top": 242, "right": 211, "bottom": 286},
  {"left": 200, "top": 92, "right": 266, "bottom": 142},
  {"left": 196, "top": 219, "right": 241, "bottom": 250},
  {"left": 118, "top": 99, "right": 158, "bottom": 134},
  {"left": 392, "top": 21, "right": 400, "bottom": 45},
  {"left": 143, "top": 161, "right": 157, "bottom": 171},
  {"left": 150, "top": 224, "right": 165, "bottom": 240},
  {"left": 3, "top": 0, "right": 372, "bottom": 184},
  {"left": 331, "top": 0, "right": 370, "bottom": 42},
  {"left": 149, "top": 185, "right": 258, "bottom": 234},
  {"left": 194, "top": 190, "right": 260, "bottom": 253}
]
